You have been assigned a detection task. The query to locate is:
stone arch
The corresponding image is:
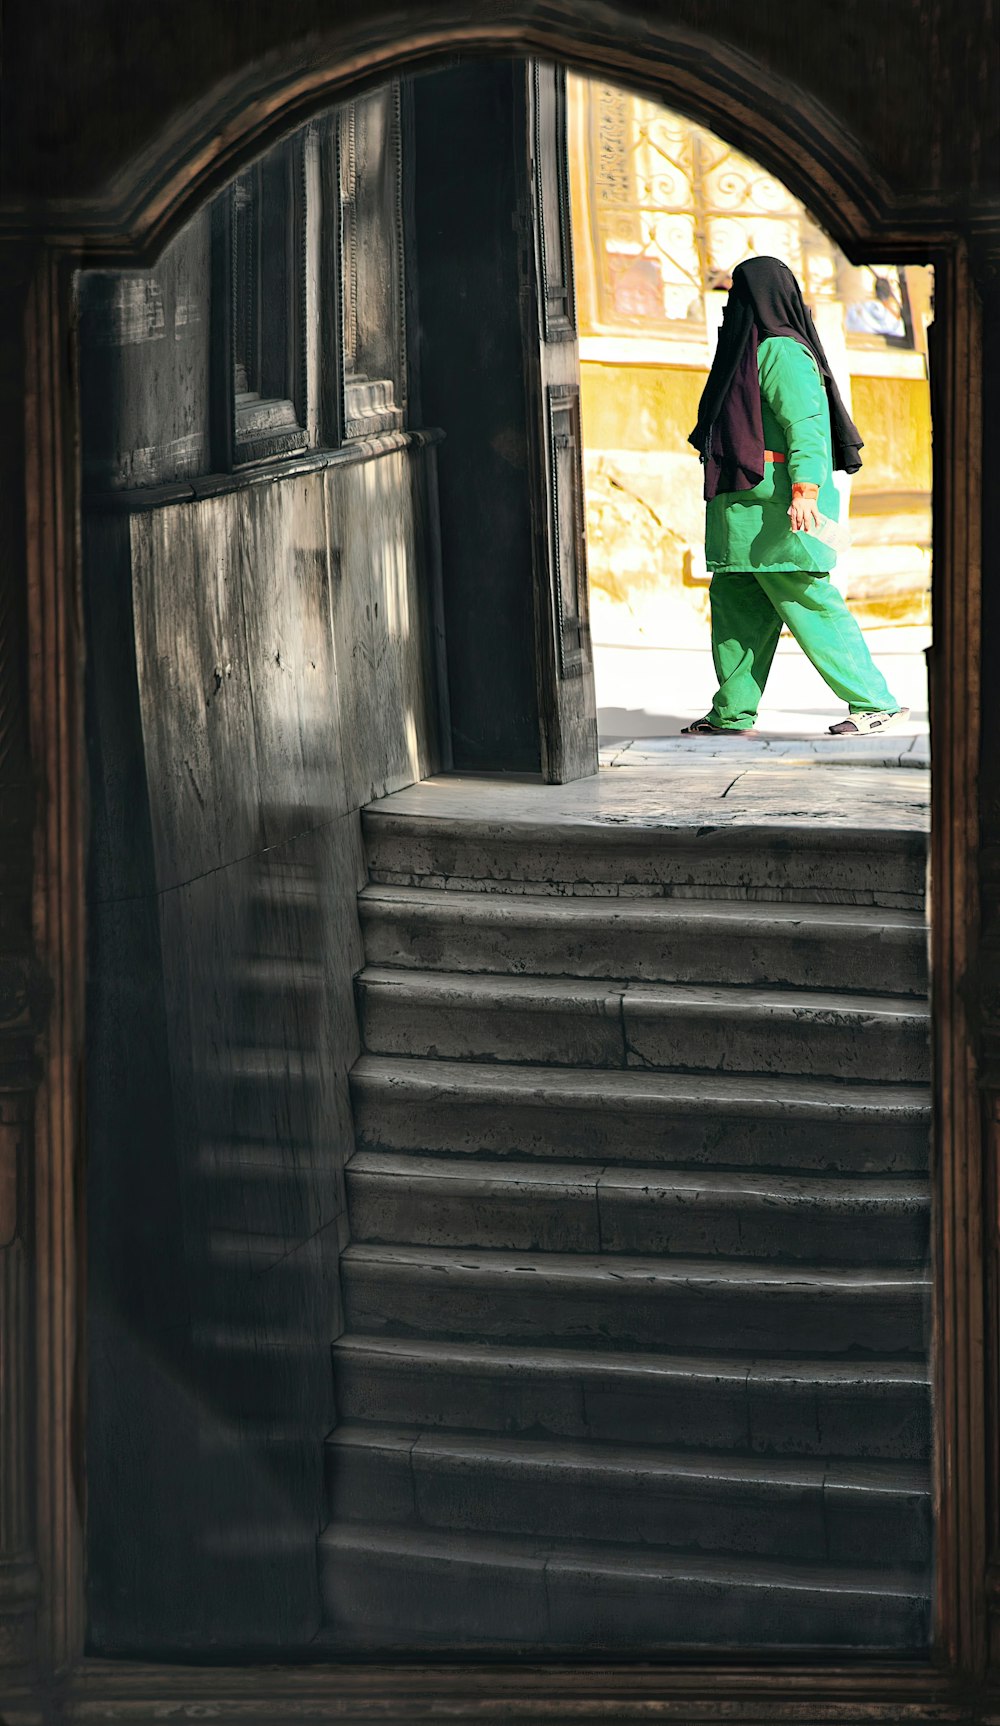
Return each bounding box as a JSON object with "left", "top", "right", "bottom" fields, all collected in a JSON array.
[
  {"left": 82, "top": 12, "right": 904, "bottom": 269},
  {"left": 14, "top": 1, "right": 984, "bottom": 1707}
]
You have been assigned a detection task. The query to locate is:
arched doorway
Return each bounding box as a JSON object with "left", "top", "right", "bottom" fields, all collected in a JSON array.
[
  {"left": 0, "top": 10, "right": 987, "bottom": 1712},
  {"left": 76, "top": 60, "right": 938, "bottom": 1663}
]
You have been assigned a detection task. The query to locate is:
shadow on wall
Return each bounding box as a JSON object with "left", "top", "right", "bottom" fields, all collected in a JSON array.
[
  {"left": 83, "top": 442, "right": 441, "bottom": 1653},
  {"left": 86, "top": 772, "right": 366, "bottom": 1652}
]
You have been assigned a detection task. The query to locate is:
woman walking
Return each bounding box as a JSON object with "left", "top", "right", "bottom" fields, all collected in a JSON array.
[{"left": 683, "top": 256, "right": 907, "bottom": 737}]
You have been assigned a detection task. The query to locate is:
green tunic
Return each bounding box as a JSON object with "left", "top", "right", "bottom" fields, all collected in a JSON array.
[{"left": 704, "top": 335, "right": 841, "bottom": 575}]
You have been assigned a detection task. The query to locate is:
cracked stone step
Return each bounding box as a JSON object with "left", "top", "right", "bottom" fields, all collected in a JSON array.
[
  {"left": 356, "top": 968, "right": 930, "bottom": 1084},
  {"left": 362, "top": 811, "right": 927, "bottom": 907},
  {"left": 324, "top": 1423, "right": 931, "bottom": 1565},
  {"left": 343, "top": 1152, "right": 930, "bottom": 1264},
  {"left": 350, "top": 1056, "right": 931, "bottom": 1173},
  {"left": 358, "top": 885, "right": 928, "bottom": 996},
  {"left": 341, "top": 1244, "right": 929, "bottom": 1356},
  {"left": 332, "top": 1336, "right": 931, "bottom": 1459},
  {"left": 328, "top": 803, "right": 932, "bottom": 1655},
  {"left": 317, "top": 1521, "right": 930, "bottom": 1651}
]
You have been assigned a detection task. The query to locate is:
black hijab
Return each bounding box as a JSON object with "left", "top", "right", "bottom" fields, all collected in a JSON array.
[{"left": 688, "top": 256, "right": 864, "bottom": 500}]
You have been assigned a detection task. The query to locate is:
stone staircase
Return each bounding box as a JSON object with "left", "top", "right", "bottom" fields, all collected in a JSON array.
[{"left": 319, "top": 805, "right": 932, "bottom": 1654}]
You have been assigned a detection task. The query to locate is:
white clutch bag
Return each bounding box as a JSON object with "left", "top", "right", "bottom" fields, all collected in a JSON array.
[{"left": 804, "top": 512, "right": 853, "bottom": 556}]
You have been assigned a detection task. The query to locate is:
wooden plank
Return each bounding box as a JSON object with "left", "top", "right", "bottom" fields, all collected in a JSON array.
[
  {"left": 236, "top": 472, "right": 350, "bottom": 844},
  {"left": 326, "top": 449, "right": 437, "bottom": 809},
  {"left": 130, "top": 495, "right": 264, "bottom": 889},
  {"left": 522, "top": 61, "right": 598, "bottom": 784},
  {"left": 90, "top": 495, "right": 371, "bottom": 1644},
  {"left": 88, "top": 440, "right": 439, "bottom": 1649}
]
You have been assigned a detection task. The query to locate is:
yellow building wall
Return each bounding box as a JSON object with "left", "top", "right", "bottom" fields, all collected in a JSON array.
[
  {"left": 851, "top": 377, "right": 932, "bottom": 494},
  {"left": 579, "top": 365, "right": 705, "bottom": 453},
  {"left": 580, "top": 367, "right": 932, "bottom": 495},
  {"left": 579, "top": 362, "right": 708, "bottom": 624}
]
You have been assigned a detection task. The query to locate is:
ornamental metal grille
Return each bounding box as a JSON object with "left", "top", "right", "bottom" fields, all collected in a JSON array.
[{"left": 577, "top": 80, "right": 913, "bottom": 347}]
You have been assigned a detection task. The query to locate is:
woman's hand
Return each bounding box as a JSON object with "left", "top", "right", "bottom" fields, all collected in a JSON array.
[{"left": 788, "top": 481, "right": 820, "bottom": 533}]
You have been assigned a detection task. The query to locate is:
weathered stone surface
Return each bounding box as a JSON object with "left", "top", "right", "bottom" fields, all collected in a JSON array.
[
  {"left": 332, "top": 1336, "right": 932, "bottom": 1459},
  {"left": 622, "top": 982, "right": 929, "bottom": 1084},
  {"left": 326, "top": 1424, "right": 931, "bottom": 1564},
  {"left": 363, "top": 775, "right": 928, "bottom": 906},
  {"left": 359, "top": 885, "right": 929, "bottom": 994},
  {"left": 351, "top": 1055, "right": 931, "bottom": 1173},
  {"left": 318, "top": 1523, "right": 930, "bottom": 1652},
  {"left": 341, "top": 1243, "right": 929, "bottom": 1355},
  {"left": 324, "top": 788, "right": 933, "bottom": 1653},
  {"left": 357, "top": 966, "right": 930, "bottom": 1082},
  {"left": 346, "top": 1152, "right": 930, "bottom": 1263}
]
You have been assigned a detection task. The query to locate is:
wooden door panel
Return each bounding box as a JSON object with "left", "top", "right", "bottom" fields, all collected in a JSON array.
[
  {"left": 547, "top": 383, "right": 589, "bottom": 677},
  {"left": 524, "top": 60, "right": 599, "bottom": 783}
]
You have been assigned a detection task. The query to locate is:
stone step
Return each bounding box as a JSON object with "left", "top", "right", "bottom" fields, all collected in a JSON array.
[
  {"left": 324, "top": 1423, "right": 931, "bottom": 1565},
  {"left": 340, "top": 1244, "right": 929, "bottom": 1356},
  {"left": 350, "top": 1056, "right": 930, "bottom": 1174},
  {"left": 356, "top": 969, "right": 930, "bottom": 1084},
  {"left": 330, "top": 798, "right": 933, "bottom": 1655},
  {"left": 332, "top": 1336, "right": 931, "bottom": 1460},
  {"left": 362, "top": 811, "right": 927, "bottom": 908},
  {"left": 317, "top": 1521, "right": 930, "bottom": 1651},
  {"left": 344, "top": 1152, "right": 930, "bottom": 1264},
  {"left": 358, "top": 886, "right": 928, "bottom": 996}
]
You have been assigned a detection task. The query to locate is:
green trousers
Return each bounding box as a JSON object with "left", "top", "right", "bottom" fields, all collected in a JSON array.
[{"left": 705, "top": 568, "right": 899, "bottom": 731}]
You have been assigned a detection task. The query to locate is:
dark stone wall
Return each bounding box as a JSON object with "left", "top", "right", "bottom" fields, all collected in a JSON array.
[{"left": 3, "top": 0, "right": 997, "bottom": 218}]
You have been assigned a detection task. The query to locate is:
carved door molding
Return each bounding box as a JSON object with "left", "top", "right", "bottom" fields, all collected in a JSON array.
[
  {"left": 545, "top": 382, "right": 589, "bottom": 678},
  {"left": 522, "top": 59, "right": 599, "bottom": 783}
]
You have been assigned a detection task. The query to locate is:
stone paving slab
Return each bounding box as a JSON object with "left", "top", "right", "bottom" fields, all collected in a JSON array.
[
  {"left": 600, "top": 733, "right": 929, "bottom": 770},
  {"left": 593, "top": 628, "right": 931, "bottom": 758},
  {"left": 369, "top": 763, "right": 930, "bottom": 833}
]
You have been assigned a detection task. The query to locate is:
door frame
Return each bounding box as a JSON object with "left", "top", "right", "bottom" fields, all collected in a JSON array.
[
  {"left": 521, "top": 58, "right": 600, "bottom": 783},
  {"left": 5, "top": 8, "right": 991, "bottom": 1717}
]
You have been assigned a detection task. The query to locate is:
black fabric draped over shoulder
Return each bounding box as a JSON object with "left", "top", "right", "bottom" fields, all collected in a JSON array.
[{"left": 688, "top": 255, "right": 864, "bottom": 501}]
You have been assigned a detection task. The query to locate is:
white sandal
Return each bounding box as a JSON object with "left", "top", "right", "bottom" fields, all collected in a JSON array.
[{"left": 828, "top": 706, "right": 911, "bottom": 737}]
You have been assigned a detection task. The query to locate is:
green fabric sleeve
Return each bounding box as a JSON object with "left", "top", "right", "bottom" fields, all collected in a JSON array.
[{"left": 757, "top": 337, "right": 829, "bottom": 487}]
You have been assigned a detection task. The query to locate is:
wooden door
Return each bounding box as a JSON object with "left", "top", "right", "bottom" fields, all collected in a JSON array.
[{"left": 522, "top": 61, "right": 599, "bottom": 783}]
